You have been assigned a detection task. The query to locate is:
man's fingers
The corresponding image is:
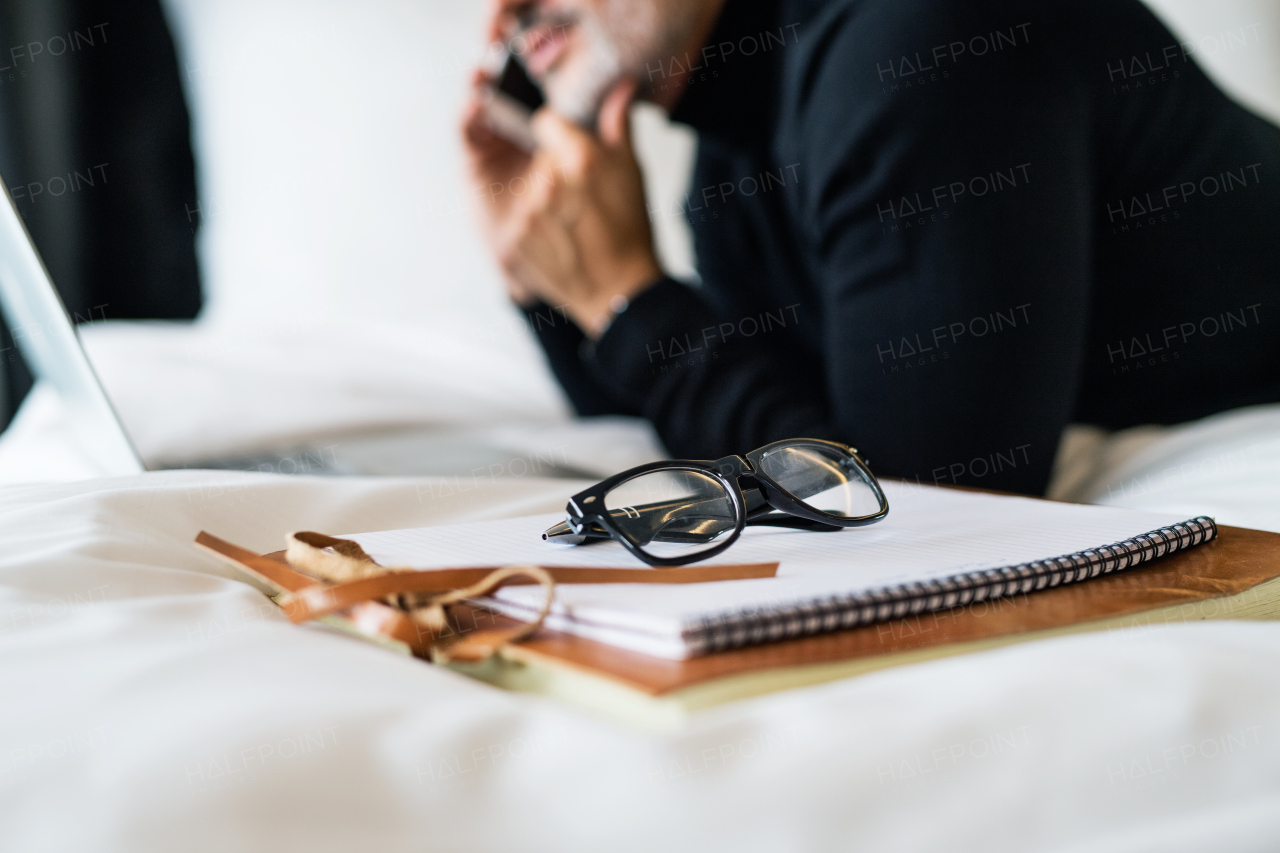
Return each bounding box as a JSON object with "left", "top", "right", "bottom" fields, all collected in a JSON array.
[
  {"left": 463, "top": 90, "right": 533, "bottom": 172},
  {"left": 530, "top": 108, "right": 584, "bottom": 148},
  {"left": 483, "top": 0, "right": 509, "bottom": 43},
  {"left": 504, "top": 272, "right": 537, "bottom": 307},
  {"left": 462, "top": 109, "right": 509, "bottom": 161},
  {"left": 531, "top": 108, "right": 596, "bottom": 176},
  {"left": 461, "top": 77, "right": 499, "bottom": 143},
  {"left": 461, "top": 98, "right": 488, "bottom": 139},
  {"left": 597, "top": 79, "right": 637, "bottom": 150}
]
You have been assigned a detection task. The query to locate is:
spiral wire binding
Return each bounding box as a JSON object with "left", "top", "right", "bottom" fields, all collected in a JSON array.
[{"left": 686, "top": 517, "right": 1218, "bottom": 655}]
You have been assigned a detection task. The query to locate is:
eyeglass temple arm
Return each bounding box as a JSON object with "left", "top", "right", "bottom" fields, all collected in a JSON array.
[{"left": 743, "top": 509, "right": 844, "bottom": 531}]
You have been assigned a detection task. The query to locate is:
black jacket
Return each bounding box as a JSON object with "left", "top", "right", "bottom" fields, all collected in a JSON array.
[{"left": 529, "top": 0, "right": 1280, "bottom": 494}]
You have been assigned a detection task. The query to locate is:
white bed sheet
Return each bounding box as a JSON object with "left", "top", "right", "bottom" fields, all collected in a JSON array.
[
  {"left": 1050, "top": 404, "right": 1280, "bottom": 534},
  {"left": 2, "top": 470, "right": 1278, "bottom": 852}
]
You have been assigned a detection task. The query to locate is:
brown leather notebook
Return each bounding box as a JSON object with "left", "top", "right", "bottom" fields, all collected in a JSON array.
[
  {"left": 484, "top": 524, "right": 1280, "bottom": 702},
  {"left": 198, "top": 521, "right": 1280, "bottom": 727}
]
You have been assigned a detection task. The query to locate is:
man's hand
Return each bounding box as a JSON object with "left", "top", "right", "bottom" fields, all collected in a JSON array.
[
  {"left": 461, "top": 69, "right": 539, "bottom": 306},
  {"left": 463, "top": 78, "right": 663, "bottom": 336}
]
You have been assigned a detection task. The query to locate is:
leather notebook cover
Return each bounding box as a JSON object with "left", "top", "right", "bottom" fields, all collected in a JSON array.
[{"left": 222, "top": 523, "right": 1280, "bottom": 698}]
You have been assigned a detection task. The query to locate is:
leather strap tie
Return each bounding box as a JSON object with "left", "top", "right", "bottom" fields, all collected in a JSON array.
[{"left": 281, "top": 531, "right": 555, "bottom": 664}]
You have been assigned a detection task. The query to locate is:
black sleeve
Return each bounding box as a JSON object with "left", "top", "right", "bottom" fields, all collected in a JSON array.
[
  {"left": 587, "top": 1, "right": 1100, "bottom": 494},
  {"left": 584, "top": 278, "right": 841, "bottom": 460},
  {"left": 522, "top": 300, "right": 640, "bottom": 417}
]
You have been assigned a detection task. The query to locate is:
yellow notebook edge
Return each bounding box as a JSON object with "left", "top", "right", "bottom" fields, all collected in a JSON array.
[{"left": 449, "top": 573, "right": 1280, "bottom": 732}]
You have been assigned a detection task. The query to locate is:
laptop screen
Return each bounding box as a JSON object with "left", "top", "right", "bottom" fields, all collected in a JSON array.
[{"left": 0, "top": 178, "right": 144, "bottom": 476}]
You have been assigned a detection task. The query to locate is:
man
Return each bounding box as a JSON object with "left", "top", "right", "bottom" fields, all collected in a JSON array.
[{"left": 461, "top": 0, "right": 1280, "bottom": 494}]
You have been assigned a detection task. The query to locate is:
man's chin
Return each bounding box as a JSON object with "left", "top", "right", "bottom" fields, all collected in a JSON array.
[
  {"left": 544, "top": 68, "right": 614, "bottom": 127},
  {"left": 541, "top": 16, "right": 623, "bottom": 129}
]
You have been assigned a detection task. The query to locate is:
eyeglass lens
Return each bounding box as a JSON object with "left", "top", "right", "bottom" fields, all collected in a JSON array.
[
  {"left": 603, "top": 469, "right": 737, "bottom": 560},
  {"left": 756, "top": 443, "right": 882, "bottom": 519}
]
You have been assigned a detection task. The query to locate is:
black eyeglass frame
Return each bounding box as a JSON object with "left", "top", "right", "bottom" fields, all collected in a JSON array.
[{"left": 559, "top": 438, "right": 889, "bottom": 566}]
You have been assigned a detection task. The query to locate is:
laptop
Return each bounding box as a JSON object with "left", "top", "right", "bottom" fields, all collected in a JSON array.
[
  {"left": 0, "top": 180, "right": 144, "bottom": 476},
  {"left": 0, "top": 178, "right": 638, "bottom": 481}
]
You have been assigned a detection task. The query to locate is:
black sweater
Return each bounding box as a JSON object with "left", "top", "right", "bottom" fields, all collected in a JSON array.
[{"left": 527, "top": 0, "right": 1280, "bottom": 494}]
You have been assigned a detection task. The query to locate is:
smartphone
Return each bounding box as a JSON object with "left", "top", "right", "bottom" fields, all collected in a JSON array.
[{"left": 481, "top": 53, "right": 546, "bottom": 151}]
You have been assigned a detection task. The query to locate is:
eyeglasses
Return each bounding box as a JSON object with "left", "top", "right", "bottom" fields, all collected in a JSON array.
[{"left": 542, "top": 438, "right": 889, "bottom": 566}]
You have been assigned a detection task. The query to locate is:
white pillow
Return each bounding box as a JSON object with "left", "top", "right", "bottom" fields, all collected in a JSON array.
[
  {"left": 1144, "top": 0, "right": 1280, "bottom": 123},
  {"left": 1048, "top": 405, "right": 1280, "bottom": 534}
]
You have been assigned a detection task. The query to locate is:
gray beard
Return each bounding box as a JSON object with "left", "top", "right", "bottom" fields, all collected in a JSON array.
[
  {"left": 540, "top": 0, "right": 696, "bottom": 128},
  {"left": 544, "top": 13, "right": 622, "bottom": 127}
]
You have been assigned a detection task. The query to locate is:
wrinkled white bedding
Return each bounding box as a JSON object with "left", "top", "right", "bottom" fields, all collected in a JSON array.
[
  {"left": 2, "top": 470, "right": 1278, "bottom": 852},
  {"left": 1051, "top": 405, "right": 1280, "bottom": 534}
]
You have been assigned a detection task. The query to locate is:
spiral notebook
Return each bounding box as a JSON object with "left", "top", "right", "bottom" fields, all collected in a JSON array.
[{"left": 343, "top": 481, "right": 1216, "bottom": 660}]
